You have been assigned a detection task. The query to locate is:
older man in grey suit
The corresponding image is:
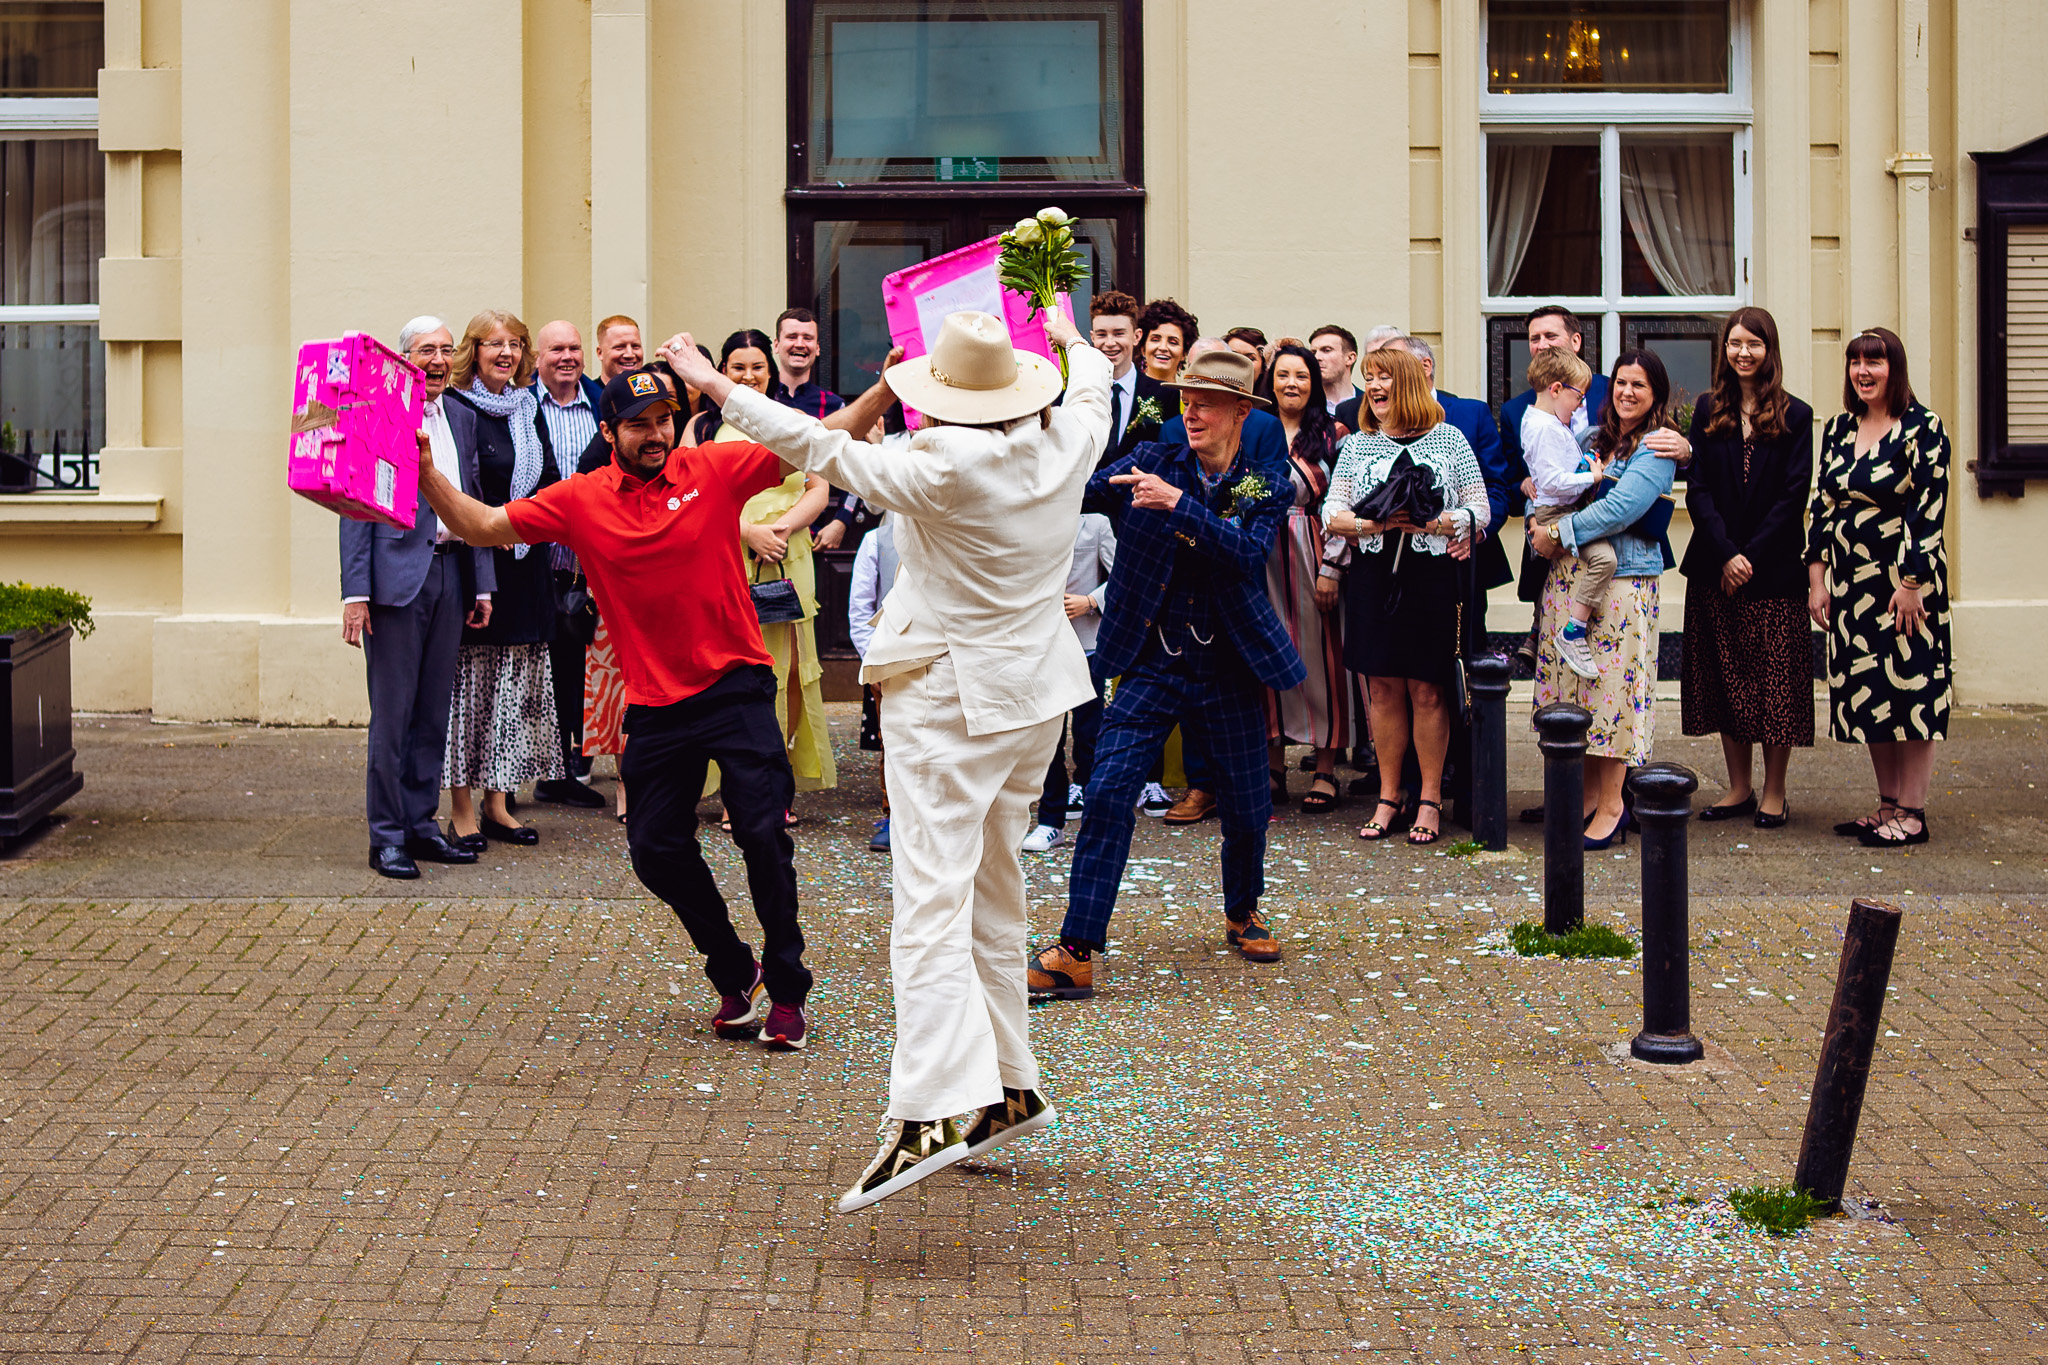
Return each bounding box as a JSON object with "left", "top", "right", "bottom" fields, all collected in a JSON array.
[{"left": 340, "top": 315, "right": 497, "bottom": 879}]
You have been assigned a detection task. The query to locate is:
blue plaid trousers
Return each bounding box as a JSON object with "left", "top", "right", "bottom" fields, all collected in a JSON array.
[{"left": 1060, "top": 649, "right": 1272, "bottom": 946}]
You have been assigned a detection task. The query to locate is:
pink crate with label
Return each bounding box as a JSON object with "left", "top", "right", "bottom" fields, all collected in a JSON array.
[{"left": 287, "top": 332, "right": 424, "bottom": 528}]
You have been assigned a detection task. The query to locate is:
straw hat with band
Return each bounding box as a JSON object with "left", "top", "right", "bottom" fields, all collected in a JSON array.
[
  {"left": 1163, "top": 348, "right": 1271, "bottom": 408},
  {"left": 885, "top": 311, "right": 1065, "bottom": 426}
]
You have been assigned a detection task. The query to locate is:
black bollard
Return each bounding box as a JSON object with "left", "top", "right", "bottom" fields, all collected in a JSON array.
[
  {"left": 1533, "top": 702, "right": 1591, "bottom": 936},
  {"left": 1793, "top": 898, "right": 1904, "bottom": 1212},
  {"left": 1627, "top": 762, "right": 1704, "bottom": 1064},
  {"left": 1467, "top": 655, "right": 1512, "bottom": 852}
]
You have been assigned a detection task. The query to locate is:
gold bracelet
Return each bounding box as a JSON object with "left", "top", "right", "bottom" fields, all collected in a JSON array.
[{"left": 1899, "top": 575, "right": 1923, "bottom": 590}]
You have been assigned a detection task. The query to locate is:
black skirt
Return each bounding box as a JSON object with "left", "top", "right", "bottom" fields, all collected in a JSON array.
[{"left": 1342, "top": 536, "right": 1462, "bottom": 686}]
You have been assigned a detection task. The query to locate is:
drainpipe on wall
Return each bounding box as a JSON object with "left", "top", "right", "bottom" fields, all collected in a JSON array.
[{"left": 1887, "top": 0, "right": 1935, "bottom": 367}]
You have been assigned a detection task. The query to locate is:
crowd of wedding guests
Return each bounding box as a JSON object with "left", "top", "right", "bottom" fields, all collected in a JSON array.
[{"left": 345, "top": 295, "right": 1952, "bottom": 880}]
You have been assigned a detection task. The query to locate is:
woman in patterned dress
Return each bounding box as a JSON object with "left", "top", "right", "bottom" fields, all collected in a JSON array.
[
  {"left": 1321, "top": 346, "right": 1489, "bottom": 845},
  {"left": 1525, "top": 350, "right": 1686, "bottom": 848},
  {"left": 1806, "top": 327, "right": 1951, "bottom": 848},
  {"left": 1261, "top": 343, "right": 1350, "bottom": 811},
  {"left": 1681, "top": 307, "right": 1816, "bottom": 828}
]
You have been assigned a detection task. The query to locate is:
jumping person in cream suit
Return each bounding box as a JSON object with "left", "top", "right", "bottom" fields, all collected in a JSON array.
[{"left": 664, "top": 308, "right": 1108, "bottom": 1212}]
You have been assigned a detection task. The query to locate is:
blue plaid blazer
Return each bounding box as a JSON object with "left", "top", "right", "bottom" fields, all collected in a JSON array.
[{"left": 1084, "top": 438, "right": 1307, "bottom": 693}]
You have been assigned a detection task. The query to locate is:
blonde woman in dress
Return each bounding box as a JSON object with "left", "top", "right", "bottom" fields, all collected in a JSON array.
[{"left": 693, "top": 329, "right": 838, "bottom": 820}]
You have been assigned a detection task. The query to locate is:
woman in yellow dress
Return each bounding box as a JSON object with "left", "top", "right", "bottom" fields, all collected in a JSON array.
[{"left": 689, "top": 329, "right": 838, "bottom": 818}]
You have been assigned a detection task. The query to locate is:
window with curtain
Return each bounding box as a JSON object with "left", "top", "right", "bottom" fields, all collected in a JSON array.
[{"left": 0, "top": 0, "right": 101, "bottom": 494}]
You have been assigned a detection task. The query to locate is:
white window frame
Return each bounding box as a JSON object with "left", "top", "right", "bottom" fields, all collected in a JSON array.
[{"left": 1478, "top": 1, "right": 1752, "bottom": 364}]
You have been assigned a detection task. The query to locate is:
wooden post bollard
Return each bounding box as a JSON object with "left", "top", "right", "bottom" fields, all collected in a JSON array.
[
  {"left": 1533, "top": 702, "right": 1591, "bottom": 936},
  {"left": 1793, "top": 898, "right": 1905, "bottom": 1211},
  {"left": 1628, "top": 762, "right": 1703, "bottom": 1064},
  {"left": 1467, "top": 654, "right": 1511, "bottom": 852}
]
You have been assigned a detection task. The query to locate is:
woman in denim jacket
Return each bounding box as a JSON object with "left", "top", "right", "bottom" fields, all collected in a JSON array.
[{"left": 1525, "top": 349, "right": 1689, "bottom": 848}]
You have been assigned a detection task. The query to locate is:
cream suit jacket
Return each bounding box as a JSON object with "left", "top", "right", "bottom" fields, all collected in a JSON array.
[{"left": 720, "top": 341, "right": 1112, "bottom": 737}]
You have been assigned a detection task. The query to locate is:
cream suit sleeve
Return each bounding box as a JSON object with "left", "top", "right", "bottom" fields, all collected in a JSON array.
[{"left": 720, "top": 386, "right": 954, "bottom": 520}]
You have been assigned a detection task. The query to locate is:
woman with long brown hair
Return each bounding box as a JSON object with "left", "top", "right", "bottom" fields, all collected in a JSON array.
[
  {"left": 441, "top": 309, "right": 567, "bottom": 847},
  {"left": 1321, "top": 346, "right": 1488, "bottom": 844},
  {"left": 1259, "top": 342, "right": 1349, "bottom": 811},
  {"left": 1807, "top": 327, "right": 1952, "bottom": 846},
  {"left": 1681, "top": 306, "right": 1816, "bottom": 827}
]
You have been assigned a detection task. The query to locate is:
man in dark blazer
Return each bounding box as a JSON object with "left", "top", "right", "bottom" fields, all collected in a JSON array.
[
  {"left": 341, "top": 316, "right": 497, "bottom": 879},
  {"left": 1027, "top": 348, "right": 1307, "bottom": 1004},
  {"left": 1088, "top": 289, "right": 1172, "bottom": 466}
]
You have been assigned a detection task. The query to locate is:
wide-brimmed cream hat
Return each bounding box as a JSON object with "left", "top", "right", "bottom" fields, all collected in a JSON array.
[
  {"left": 885, "top": 311, "right": 1063, "bottom": 426},
  {"left": 1164, "top": 348, "right": 1270, "bottom": 407}
]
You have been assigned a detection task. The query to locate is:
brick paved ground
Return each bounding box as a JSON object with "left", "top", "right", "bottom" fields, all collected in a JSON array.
[{"left": 1, "top": 706, "right": 2045, "bottom": 1363}]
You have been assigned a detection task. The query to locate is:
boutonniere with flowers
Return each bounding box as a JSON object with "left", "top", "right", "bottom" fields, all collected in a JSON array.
[
  {"left": 1213, "top": 471, "right": 1273, "bottom": 524},
  {"left": 1127, "top": 395, "right": 1163, "bottom": 434}
]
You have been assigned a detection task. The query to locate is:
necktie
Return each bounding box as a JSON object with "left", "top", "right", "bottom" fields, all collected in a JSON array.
[{"left": 1110, "top": 384, "right": 1124, "bottom": 450}]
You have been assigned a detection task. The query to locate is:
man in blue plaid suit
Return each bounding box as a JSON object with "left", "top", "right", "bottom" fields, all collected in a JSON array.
[{"left": 1028, "top": 346, "right": 1307, "bottom": 1002}]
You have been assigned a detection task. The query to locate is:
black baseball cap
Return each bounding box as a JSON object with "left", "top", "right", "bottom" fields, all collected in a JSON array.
[{"left": 600, "top": 365, "right": 680, "bottom": 426}]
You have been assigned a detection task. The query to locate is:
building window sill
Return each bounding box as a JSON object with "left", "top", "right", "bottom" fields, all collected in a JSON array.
[{"left": 0, "top": 493, "right": 163, "bottom": 532}]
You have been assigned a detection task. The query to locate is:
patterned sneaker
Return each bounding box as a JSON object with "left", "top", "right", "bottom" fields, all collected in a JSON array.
[
  {"left": 1557, "top": 626, "right": 1599, "bottom": 680},
  {"left": 759, "top": 1001, "right": 807, "bottom": 1052},
  {"left": 961, "top": 1087, "right": 1059, "bottom": 1160},
  {"left": 1067, "top": 782, "right": 1086, "bottom": 814},
  {"left": 835, "top": 1116, "right": 969, "bottom": 1214},
  {"left": 1020, "top": 824, "right": 1064, "bottom": 852},
  {"left": 1138, "top": 782, "right": 1172, "bottom": 816},
  {"left": 1027, "top": 944, "right": 1094, "bottom": 1002},
  {"left": 1225, "top": 911, "right": 1283, "bottom": 963},
  {"left": 710, "top": 967, "right": 767, "bottom": 1038}
]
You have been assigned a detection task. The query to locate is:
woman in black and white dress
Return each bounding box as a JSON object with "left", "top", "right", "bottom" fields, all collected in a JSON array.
[{"left": 442, "top": 309, "right": 566, "bottom": 847}]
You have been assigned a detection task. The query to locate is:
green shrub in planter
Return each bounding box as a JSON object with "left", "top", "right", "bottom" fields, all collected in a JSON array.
[{"left": 0, "top": 582, "right": 92, "bottom": 639}]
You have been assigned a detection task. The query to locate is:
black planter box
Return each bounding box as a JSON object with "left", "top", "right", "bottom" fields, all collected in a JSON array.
[{"left": 0, "top": 625, "right": 82, "bottom": 837}]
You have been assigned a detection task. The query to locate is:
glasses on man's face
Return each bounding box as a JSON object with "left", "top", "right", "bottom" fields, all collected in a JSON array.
[{"left": 409, "top": 345, "right": 455, "bottom": 360}]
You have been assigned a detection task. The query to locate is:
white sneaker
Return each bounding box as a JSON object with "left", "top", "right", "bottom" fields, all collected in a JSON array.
[
  {"left": 1021, "top": 824, "right": 1064, "bottom": 852},
  {"left": 1067, "top": 782, "right": 1085, "bottom": 813},
  {"left": 1138, "top": 781, "right": 1172, "bottom": 816},
  {"left": 1557, "top": 627, "right": 1600, "bottom": 680}
]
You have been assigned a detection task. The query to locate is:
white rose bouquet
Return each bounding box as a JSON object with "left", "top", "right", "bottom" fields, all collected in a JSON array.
[{"left": 997, "top": 207, "right": 1085, "bottom": 381}]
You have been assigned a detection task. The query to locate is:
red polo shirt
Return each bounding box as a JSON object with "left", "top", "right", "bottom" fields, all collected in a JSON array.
[{"left": 506, "top": 441, "right": 784, "bottom": 707}]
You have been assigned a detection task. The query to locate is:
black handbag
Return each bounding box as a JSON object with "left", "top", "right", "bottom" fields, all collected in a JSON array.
[
  {"left": 1451, "top": 600, "right": 1471, "bottom": 721},
  {"left": 557, "top": 574, "right": 599, "bottom": 645},
  {"left": 750, "top": 559, "right": 805, "bottom": 626}
]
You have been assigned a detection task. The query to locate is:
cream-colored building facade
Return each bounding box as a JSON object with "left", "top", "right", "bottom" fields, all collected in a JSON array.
[{"left": 10, "top": 0, "right": 2047, "bottom": 720}]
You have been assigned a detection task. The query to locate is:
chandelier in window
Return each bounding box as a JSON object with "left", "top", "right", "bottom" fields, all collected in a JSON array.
[{"left": 1561, "top": 20, "right": 1602, "bottom": 85}]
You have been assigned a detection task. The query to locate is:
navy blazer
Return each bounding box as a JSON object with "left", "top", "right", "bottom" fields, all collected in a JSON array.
[
  {"left": 1497, "top": 372, "right": 1610, "bottom": 515},
  {"left": 1436, "top": 388, "right": 1514, "bottom": 591},
  {"left": 1160, "top": 405, "right": 1287, "bottom": 470},
  {"left": 1084, "top": 437, "right": 1307, "bottom": 693},
  {"left": 338, "top": 397, "right": 497, "bottom": 607},
  {"left": 1103, "top": 372, "right": 1174, "bottom": 466}
]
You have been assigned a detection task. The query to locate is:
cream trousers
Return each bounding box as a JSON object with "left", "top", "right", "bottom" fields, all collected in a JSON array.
[{"left": 878, "top": 654, "right": 1061, "bottom": 1121}]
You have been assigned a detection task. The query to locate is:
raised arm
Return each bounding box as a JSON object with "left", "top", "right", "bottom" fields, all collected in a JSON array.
[{"left": 417, "top": 433, "right": 522, "bottom": 547}]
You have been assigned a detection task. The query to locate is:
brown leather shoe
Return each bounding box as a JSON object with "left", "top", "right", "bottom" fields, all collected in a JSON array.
[
  {"left": 1163, "top": 788, "right": 1217, "bottom": 825},
  {"left": 1225, "top": 911, "right": 1282, "bottom": 963},
  {"left": 1027, "top": 944, "right": 1094, "bottom": 1001}
]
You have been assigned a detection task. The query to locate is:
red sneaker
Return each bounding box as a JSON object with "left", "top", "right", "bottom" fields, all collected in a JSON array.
[
  {"left": 759, "top": 1001, "right": 807, "bottom": 1052},
  {"left": 710, "top": 967, "right": 766, "bottom": 1038}
]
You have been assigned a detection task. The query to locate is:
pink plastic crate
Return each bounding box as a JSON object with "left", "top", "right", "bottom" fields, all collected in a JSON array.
[{"left": 287, "top": 332, "right": 424, "bottom": 528}]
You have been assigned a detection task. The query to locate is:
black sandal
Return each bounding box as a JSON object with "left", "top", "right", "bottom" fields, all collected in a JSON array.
[
  {"left": 1358, "top": 797, "right": 1404, "bottom": 840},
  {"left": 1858, "top": 806, "right": 1928, "bottom": 847},
  {"left": 1407, "top": 798, "right": 1444, "bottom": 846},
  {"left": 1833, "top": 795, "right": 1896, "bottom": 837},
  {"left": 1299, "top": 773, "right": 1340, "bottom": 813}
]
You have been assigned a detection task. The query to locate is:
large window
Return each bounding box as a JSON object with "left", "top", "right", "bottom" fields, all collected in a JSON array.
[
  {"left": 788, "top": 0, "right": 1144, "bottom": 399},
  {"left": 1481, "top": 0, "right": 1747, "bottom": 408},
  {"left": 0, "top": 0, "right": 100, "bottom": 493}
]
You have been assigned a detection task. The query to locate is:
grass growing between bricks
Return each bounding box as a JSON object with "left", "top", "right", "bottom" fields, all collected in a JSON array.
[
  {"left": 1508, "top": 921, "right": 1639, "bottom": 959},
  {"left": 1727, "top": 1184, "right": 1830, "bottom": 1237}
]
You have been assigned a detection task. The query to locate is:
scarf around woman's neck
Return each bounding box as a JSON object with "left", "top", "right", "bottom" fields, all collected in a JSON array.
[{"left": 461, "top": 377, "right": 545, "bottom": 558}]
